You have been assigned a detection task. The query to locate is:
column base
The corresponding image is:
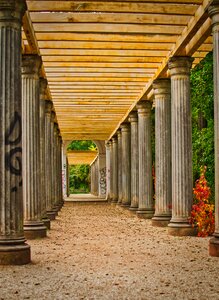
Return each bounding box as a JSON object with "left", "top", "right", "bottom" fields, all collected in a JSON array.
[
  {"left": 42, "top": 218, "right": 51, "bottom": 230},
  {"left": 129, "top": 207, "right": 138, "bottom": 213},
  {"left": 209, "top": 237, "right": 219, "bottom": 257},
  {"left": 120, "top": 203, "right": 130, "bottom": 209},
  {"left": 152, "top": 215, "right": 171, "bottom": 227},
  {"left": 0, "top": 243, "right": 30, "bottom": 265},
  {"left": 24, "top": 222, "right": 47, "bottom": 240},
  {"left": 47, "top": 210, "right": 56, "bottom": 221},
  {"left": 168, "top": 222, "right": 197, "bottom": 236},
  {"left": 136, "top": 209, "right": 154, "bottom": 219}
]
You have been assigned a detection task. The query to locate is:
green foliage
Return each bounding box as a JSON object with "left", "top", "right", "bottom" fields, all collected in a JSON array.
[
  {"left": 68, "top": 140, "right": 97, "bottom": 151},
  {"left": 68, "top": 140, "right": 96, "bottom": 193},
  {"left": 191, "top": 52, "right": 214, "bottom": 200},
  {"left": 69, "top": 164, "right": 90, "bottom": 194}
]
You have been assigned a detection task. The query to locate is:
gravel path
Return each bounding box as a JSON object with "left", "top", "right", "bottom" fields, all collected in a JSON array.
[{"left": 1, "top": 201, "right": 219, "bottom": 300}]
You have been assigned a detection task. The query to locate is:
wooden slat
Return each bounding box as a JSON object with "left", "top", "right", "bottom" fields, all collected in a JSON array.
[
  {"left": 27, "top": 1, "right": 199, "bottom": 15},
  {"left": 33, "top": 23, "right": 185, "bottom": 35},
  {"left": 30, "top": 12, "right": 191, "bottom": 25}
]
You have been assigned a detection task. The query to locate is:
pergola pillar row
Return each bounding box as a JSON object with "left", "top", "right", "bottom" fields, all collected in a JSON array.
[
  {"left": 0, "top": 0, "right": 31, "bottom": 265},
  {"left": 208, "top": 1, "right": 219, "bottom": 256},
  {"left": 136, "top": 101, "right": 154, "bottom": 219},
  {"left": 120, "top": 123, "right": 131, "bottom": 207},
  {"left": 168, "top": 56, "right": 195, "bottom": 236},
  {"left": 152, "top": 79, "right": 172, "bottom": 227},
  {"left": 39, "top": 78, "right": 51, "bottom": 230},
  {"left": 111, "top": 136, "right": 118, "bottom": 203},
  {"left": 129, "top": 111, "right": 139, "bottom": 211},
  {"left": 22, "top": 54, "right": 47, "bottom": 240}
]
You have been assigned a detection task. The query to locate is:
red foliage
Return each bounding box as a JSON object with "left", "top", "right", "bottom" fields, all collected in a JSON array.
[{"left": 189, "top": 166, "right": 215, "bottom": 237}]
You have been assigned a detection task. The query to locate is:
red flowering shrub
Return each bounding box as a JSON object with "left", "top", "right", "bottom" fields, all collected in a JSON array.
[{"left": 190, "top": 166, "right": 215, "bottom": 237}]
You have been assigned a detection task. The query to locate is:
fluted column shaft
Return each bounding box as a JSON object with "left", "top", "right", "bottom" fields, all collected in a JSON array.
[
  {"left": 152, "top": 79, "right": 172, "bottom": 227},
  {"left": 90, "top": 163, "right": 95, "bottom": 195},
  {"left": 109, "top": 141, "right": 113, "bottom": 201},
  {"left": 117, "top": 130, "right": 123, "bottom": 204},
  {"left": 0, "top": 0, "right": 30, "bottom": 265},
  {"left": 137, "top": 101, "right": 154, "bottom": 219},
  {"left": 121, "top": 123, "right": 131, "bottom": 207},
  {"left": 168, "top": 56, "right": 194, "bottom": 236},
  {"left": 39, "top": 78, "right": 50, "bottom": 229},
  {"left": 105, "top": 142, "right": 111, "bottom": 200},
  {"left": 208, "top": 1, "right": 219, "bottom": 256},
  {"left": 50, "top": 112, "right": 57, "bottom": 211},
  {"left": 112, "top": 137, "right": 118, "bottom": 202},
  {"left": 44, "top": 100, "right": 56, "bottom": 220},
  {"left": 129, "top": 111, "right": 139, "bottom": 211},
  {"left": 53, "top": 123, "right": 59, "bottom": 208},
  {"left": 22, "top": 55, "right": 47, "bottom": 239}
]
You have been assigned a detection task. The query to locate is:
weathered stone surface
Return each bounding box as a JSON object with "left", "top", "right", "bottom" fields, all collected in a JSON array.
[
  {"left": 0, "top": 0, "right": 30, "bottom": 264},
  {"left": 208, "top": 1, "right": 219, "bottom": 256},
  {"left": 129, "top": 111, "right": 139, "bottom": 211},
  {"left": 22, "top": 54, "right": 47, "bottom": 240},
  {"left": 120, "top": 123, "right": 131, "bottom": 207},
  {"left": 168, "top": 56, "right": 195, "bottom": 236},
  {"left": 152, "top": 79, "right": 172, "bottom": 227},
  {"left": 117, "top": 130, "right": 123, "bottom": 204},
  {"left": 136, "top": 101, "right": 154, "bottom": 219},
  {"left": 111, "top": 137, "right": 118, "bottom": 203}
]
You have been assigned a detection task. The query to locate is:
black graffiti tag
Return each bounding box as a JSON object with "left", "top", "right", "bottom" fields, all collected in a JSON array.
[{"left": 5, "top": 112, "right": 22, "bottom": 192}]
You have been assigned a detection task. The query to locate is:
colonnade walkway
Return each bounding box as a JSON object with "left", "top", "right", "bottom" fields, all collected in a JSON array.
[{"left": 1, "top": 198, "right": 219, "bottom": 300}]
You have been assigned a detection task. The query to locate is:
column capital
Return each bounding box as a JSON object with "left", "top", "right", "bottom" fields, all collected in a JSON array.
[
  {"left": 0, "top": 0, "right": 26, "bottom": 25},
  {"left": 208, "top": 1, "right": 219, "bottom": 26},
  {"left": 168, "top": 56, "right": 193, "bottom": 76},
  {"left": 51, "top": 111, "right": 56, "bottom": 123},
  {"left": 45, "top": 100, "right": 53, "bottom": 114},
  {"left": 153, "top": 78, "right": 171, "bottom": 97},
  {"left": 120, "top": 122, "right": 130, "bottom": 132},
  {"left": 117, "top": 129, "right": 121, "bottom": 137},
  {"left": 137, "top": 100, "right": 152, "bottom": 115},
  {"left": 112, "top": 136, "right": 117, "bottom": 143},
  {"left": 39, "top": 78, "right": 48, "bottom": 101},
  {"left": 54, "top": 122, "right": 59, "bottom": 133},
  {"left": 128, "top": 111, "right": 138, "bottom": 123},
  {"left": 22, "top": 54, "right": 42, "bottom": 76}
]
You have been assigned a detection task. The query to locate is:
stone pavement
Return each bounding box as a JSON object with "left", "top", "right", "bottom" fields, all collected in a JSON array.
[{"left": 0, "top": 201, "right": 219, "bottom": 300}]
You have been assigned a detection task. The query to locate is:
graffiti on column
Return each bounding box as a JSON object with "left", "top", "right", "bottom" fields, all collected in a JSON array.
[
  {"left": 5, "top": 112, "right": 22, "bottom": 192},
  {"left": 100, "top": 167, "right": 106, "bottom": 195}
]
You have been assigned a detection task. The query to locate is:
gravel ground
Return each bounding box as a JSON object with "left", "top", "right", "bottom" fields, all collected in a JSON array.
[{"left": 1, "top": 201, "right": 219, "bottom": 300}]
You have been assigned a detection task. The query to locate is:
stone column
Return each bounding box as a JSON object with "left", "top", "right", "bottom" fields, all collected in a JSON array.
[
  {"left": 105, "top": 142, "right": 111, "bottom": 200},
  {"left": 111, "top": 136, "right": 118, "bottom": 203},
  {"left": 120, "top": 123, "right": 131, "bottom": 207},
  {"left": 90, "top": 163, "right": 95, "bottom": 195},
  {"left": 129, "top": 111, "right": 139, "bottom": 211},
  {"left": 62, "top": 144, "right": 67, "bottom": 198},
  {"left": 66, "top": 158, "right": 70, "bottom": 197},
  {"left": 208, "top": 1, "right": 219, "bottom": 256},
  {"left": 94, "top": 159, "right": 99, "bottom": 196},
  {"left": 22, "top": 55, "right": 47, "bottom": 239},
  {"left": 168, "top": 56, "right": 195, "bottom": 236},
  {"left": 44, "top": 100, "right": 56, "bottom": 220},
  {"left": 53, "top": 123, "right": 60, "bottom": 210},
  {"left": 98, "top": 154, "right": 106, "bottom": 197},
  {"left": 39, "top": 78, "right": 51, "bottom": 229},
  {"left": 0, "top": 0, "right": 30, "bottom": 265},
  {"left": 136, "top": 101, "right": 154, "bottom": 219},
  {"left": 152, "top": 79, "right": 172, "bottom": 227},
  {"left": 117, "top": 130, "right": 123, "bottom": 204},
  {"left": 109, "top": 140, "right": 113, "bottom": 201}
]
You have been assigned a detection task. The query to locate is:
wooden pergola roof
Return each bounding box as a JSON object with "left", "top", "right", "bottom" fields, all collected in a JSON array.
[
  {"left": 67, "top": 150, "right": 98, "bottom": 165},
  {"left": 22, "top": 0, "right": 213, "bottom": 141}
]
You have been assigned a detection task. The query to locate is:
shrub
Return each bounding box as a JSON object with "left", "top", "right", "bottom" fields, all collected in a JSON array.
[{"left": 190, "top": 166, "right": 215, "bottom": 237}]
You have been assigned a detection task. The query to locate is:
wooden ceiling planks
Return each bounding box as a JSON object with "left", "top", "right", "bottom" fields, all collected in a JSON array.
[{"left": 24, "top": 0, "right": 213, "bottom": 141}]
